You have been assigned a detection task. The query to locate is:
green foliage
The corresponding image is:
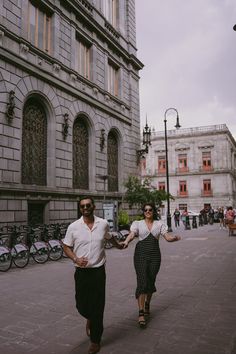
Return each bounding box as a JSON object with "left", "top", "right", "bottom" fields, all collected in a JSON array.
[
  {"left": 118, "top": 209, "right": 130, "bottom": 225},
  {"left": 130, "top": 214, "right": 144, "bottom": 222},
  {"left": 124, "top": 175, "right": 170, "bottom": 209}
]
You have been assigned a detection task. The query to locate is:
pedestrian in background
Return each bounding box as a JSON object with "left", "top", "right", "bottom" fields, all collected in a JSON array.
[
  {"left": 121, "top": 202, "right": 181, "bottom": 328},
  {"left": 173, "top": 208, "right": 181, "bottom": 227},
  {"left": 208, "top": 206, "right": 215, "bottom": 225},
  {"left": 63, "top": 196, "right": 123, "bottom": 354},
  {"left": 225, "top": 206, "right": 235, "bottom": 226},
  {"left": 181, "top": 208, "right": 188, "bottom": 229},
  {"left": 218, "top": 207, "right": 224, "bottom": 229}
]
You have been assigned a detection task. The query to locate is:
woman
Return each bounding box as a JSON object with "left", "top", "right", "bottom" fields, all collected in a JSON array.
[
  {"left": 225, "top": 206, "right": 235, "bottom": 226},
  {"left": 218, "top": 207, "right": 224, "bottom": 229},
  {"left": 122, "top": 202, "right": 180, "bottom": 328}
]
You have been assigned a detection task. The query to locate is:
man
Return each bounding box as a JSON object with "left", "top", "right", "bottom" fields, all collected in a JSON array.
[{"left": 63, "top": 197, "right": 122, "bottom": 354}]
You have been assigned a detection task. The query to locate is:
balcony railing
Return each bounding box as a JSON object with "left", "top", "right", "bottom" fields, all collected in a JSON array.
[
  {"left": 156, "top": 169, "right": 166, "bottom": 175},
  {"left": 199, "top": 166, "right": 214, "bottom": 172},
  {"left": 201, "top": 189, "right": 213, "bottom": 197},
  {"left": 176, "top": 167, "right": 189, "bottom": 173},
  {"left": 177, "top": 191, "right": 188, "bottom": 197}
]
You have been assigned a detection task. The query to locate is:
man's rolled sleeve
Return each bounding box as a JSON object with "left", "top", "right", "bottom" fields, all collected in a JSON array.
[{"left": 63, "top": 225, "right": 74, "bottom": 247}]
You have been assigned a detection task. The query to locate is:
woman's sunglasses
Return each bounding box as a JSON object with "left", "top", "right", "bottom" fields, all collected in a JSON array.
[{"left": 144, "top": 208, "right": 153, "bottom": 212}]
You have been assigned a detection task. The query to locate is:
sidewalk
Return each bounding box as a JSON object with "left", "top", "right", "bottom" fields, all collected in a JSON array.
[{"left": 1, "top": 223, "right": 236, "bottom": 354}]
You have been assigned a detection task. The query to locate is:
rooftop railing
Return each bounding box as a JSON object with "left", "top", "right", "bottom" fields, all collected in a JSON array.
[{"left": 151, "top": 124, "right": 228, "bottom": 138}]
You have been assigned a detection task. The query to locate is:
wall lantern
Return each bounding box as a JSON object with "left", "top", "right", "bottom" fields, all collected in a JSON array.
[
  {"left": 62, "top": 113, "right": 69, "bottom": 140},
  {"left": 136, "top": 117, "right": 151, "bottom": 164},
  {"left": 100, "top": 128, "right": 105, "bottom": 151},
  {"left": 5, "top": 90, "right": 15, "bottom": 124}
]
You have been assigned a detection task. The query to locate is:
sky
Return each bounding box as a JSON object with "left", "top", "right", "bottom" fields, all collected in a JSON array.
[{"left": 135, "top": 0, "right": 236, "bottom": 139}]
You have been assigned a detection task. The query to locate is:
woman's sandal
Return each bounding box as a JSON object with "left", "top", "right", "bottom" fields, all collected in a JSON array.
[
  {"left": 144, "top": 301, "right": 150, "bottom": 316},
  {"left": 86, "top": 319, "right": 90, "bottom": 337},
  {"left": 138, "top": 310, "right": 146, "bottom": 328}
]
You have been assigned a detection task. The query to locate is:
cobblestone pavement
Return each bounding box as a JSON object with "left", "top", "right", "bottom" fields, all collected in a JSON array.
[{"left": 1, "top": 223, "right": 236, "bottom": 354}]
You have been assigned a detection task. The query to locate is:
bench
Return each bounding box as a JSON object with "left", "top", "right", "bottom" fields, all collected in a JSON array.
[{"left": 228, "top": 223, "right": 236, "bottom": 236}]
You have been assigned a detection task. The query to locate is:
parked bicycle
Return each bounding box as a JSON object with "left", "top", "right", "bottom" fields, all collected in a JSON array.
[
  {"left": 53, "top": 223, "right": 69, "bottom": 258},
  {"left": 41, "top": 224, "right": 63, "bottom": 261},
  {"left": 25, "top": 226, "right": 49, "bottom": 264},
  {"left": 0, "top": 230, "right": 12, "bottom": 272},
  {"left": 0, "top": 226, "right": 29, "bottom": 271},
  {"left": 8, "top": 225, "right": 30, "bottom": 268}
]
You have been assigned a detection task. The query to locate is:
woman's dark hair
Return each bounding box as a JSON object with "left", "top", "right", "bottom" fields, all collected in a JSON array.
[{"left": 142, "top": 202, "right": 158, "bottom": 220}]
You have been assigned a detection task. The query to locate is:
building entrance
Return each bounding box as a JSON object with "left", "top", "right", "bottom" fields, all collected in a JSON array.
[{"left": 28, "top": 202, "right": 45, "bottom": 226}]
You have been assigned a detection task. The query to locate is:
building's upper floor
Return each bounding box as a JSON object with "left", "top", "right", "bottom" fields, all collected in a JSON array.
[
  {"left": 0, "top": 0, "right": 143, "bottom": 112},
  {"left": 142, "top": 124, "right": 236, "bottom": 178}
]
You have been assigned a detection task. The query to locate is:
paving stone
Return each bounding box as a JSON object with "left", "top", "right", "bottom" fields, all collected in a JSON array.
[{"left": 1, "top": 224, "right": 236, "bottom": 353}]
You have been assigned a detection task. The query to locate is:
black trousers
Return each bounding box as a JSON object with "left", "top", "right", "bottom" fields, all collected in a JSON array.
[{"left": 74, "top": 265, "right": 106, "bottom": 344}]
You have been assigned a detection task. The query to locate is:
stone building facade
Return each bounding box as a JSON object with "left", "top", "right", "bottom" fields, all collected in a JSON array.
[
  {"left": 141, "top": 124, "right": 236, "bottom": 214},
  {"left": 0, "top": 0, "right": 143, "bottom": 225}
]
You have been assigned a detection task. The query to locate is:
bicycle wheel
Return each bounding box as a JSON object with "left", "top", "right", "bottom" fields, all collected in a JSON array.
[
  {"left": 31, "top": 242, "right": 49, "bottom": 264},
  {"left": 104, "top": 239, "right": 113, "bottom": 249},
  {"left": 12, "top": 246, "right": 30, "bottom": 268},
  {"left": 0, "top": 247, "right": 12, "bottom": 272},
  {"left": 48, "top": 240, "right": 63, "bottom": 261}
]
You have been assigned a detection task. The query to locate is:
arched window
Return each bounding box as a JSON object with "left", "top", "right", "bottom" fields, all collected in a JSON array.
[
  {"left": 107, "top": 130, "right": 118, "bottom": 192},
  {"left": 73, "top": 117, "right": 89, "bottom": 189},
  {"left": 22, "top": 98, "right": 47, "bottom": 185}
]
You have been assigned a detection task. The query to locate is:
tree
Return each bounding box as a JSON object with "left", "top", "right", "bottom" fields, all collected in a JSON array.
[{"left": 124, "top": 175, "right": 170, "bottom": 210}]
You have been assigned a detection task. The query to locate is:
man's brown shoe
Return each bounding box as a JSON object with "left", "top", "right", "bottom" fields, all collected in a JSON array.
[{"left": 88, "top": 342, "right": 100, "bottom": 354}]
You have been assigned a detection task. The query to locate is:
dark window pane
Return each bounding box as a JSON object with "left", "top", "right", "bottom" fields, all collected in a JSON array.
[
  {"left": 107, "top": 131, "right": 118, "bottom": 192},
  {"left": 73, "top": 118, "right": 89, "bottom": 189},
  {"left": 22, "top": 99, "right": 47, "bottom": 185}
]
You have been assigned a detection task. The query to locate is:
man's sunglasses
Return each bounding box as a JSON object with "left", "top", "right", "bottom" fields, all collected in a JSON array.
[{"left": 80, "top": 203, "right": 92, "bottom": 209}]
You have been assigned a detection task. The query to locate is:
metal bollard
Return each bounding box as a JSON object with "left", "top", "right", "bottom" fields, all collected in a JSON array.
[
  {"left": 185, "top": 215, "right": 191, "bottom": 230},
  {"left": 192, "top": 215, "right": 198, "bottom": 228}
]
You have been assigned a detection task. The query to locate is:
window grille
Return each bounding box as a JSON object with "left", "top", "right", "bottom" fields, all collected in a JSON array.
[
  {"left": 22, "top": 99, "right": 47, "bottom": 185},
  {"left": 107, "top": 131, "right": 118, "bottom": 192},
  {"left": 73, "top": 118, "right": 89, "bottom": 189}
]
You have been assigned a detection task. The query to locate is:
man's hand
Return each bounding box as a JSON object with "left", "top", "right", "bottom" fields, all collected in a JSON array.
[
  {"left": 108, "top": 234, "right": 125, "bottom": 249},
  {"left": 74, "top": 256, "right": 88, "bottom": 267},
  {"left": 120, "top": 241, "right": 129, "bottom": 248}
]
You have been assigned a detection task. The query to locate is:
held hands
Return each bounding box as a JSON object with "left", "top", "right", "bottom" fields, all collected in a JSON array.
[
  {"left": 117, "top": 242, "right": 126, "bottom": 249},
  {"left": 119, "top": 240, "right": 129, "bottom": 249},
  {"left": 113, "top": 241, "right": 127, "bottom": 249}
]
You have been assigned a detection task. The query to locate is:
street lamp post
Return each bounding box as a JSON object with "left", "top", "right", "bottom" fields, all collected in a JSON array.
[{"left": 164, "top": 108, "right": 181, "bottom": 232}]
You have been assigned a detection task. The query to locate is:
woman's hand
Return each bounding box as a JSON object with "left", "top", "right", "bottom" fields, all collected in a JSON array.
[
  {"left": 164, "top": 233, "right": 181, "bottom": 242},
  {"left": 173, "top": 235, "right": 181, "bottom": 241}
]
